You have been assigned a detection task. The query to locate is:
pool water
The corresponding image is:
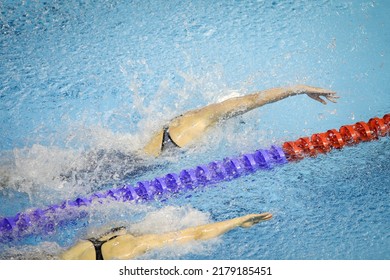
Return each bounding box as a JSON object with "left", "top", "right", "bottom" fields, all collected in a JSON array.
[{"left": 0, "top": 0, "right": 389, "bottom": 259}]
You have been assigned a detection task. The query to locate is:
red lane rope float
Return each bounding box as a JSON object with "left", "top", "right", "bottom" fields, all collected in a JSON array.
[
  {"left": 339, "top": 125, "right": 360, "bottom": 145},
  {"left": 353, "top": 121, "right": 374, "bottom": 141},
  {"left": 368, "top": 117, "right": 387, "bottom": 138},
  {"left": 296, "top": 137, "right": 316, "bottom": 156},
  {"left": 384, "top": 114, "right": 390, "bottom": 126},
  {"left": 311, "top": 133, "right": 332, "bottom": 153},
  {"left": 326, "top": 129, "right": 345, "bottom": 149},
  {"left": 282, "top": 114, "right": 390, "bottom": 161}
]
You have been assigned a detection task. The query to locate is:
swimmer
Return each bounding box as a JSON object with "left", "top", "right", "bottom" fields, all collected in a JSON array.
[
  {"left": 60, "top": 212, "right": 272, "bottom": 260},
  {"left": 143, "top": 85, "right": 339, "bottom": 156},
  {"left": 53, "top": 85, "right": 337, "bottom": 188}
]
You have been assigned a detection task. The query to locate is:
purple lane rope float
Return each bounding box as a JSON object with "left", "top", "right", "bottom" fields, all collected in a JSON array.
[{"left": 1, "top": 114, "right": 389, "bottom": 241}]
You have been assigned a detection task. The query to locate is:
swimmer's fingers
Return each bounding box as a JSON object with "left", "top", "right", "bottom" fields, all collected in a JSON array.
[
  {"left": 295, "top": 85, "right": 338, "bottom": 105},
  {"left": 307, "top": 93, "right": 328, "bottom": 105},
  {"left": 326, "top": 96, "right": 340, "bottom": 103},
  {"left": 241, "top": 213, "right": 273, "bottom": 228},
  {"left": 258, "top": 212, "right": 273, "bottom": 220},
  {"left": 325, "top": 94, "right": 340, "bottom": 103},
  {"left": 307, "top": 92, "right": 339, "bottom": 105}
]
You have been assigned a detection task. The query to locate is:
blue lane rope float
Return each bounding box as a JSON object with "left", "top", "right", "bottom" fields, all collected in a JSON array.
[{"left": 1, "top": 114, "right": 389, "bottom": 242}]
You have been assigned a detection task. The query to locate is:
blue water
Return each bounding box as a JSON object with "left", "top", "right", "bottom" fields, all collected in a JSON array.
[{"left": 0, "top": 0, "right": 389, "bottom": 259}]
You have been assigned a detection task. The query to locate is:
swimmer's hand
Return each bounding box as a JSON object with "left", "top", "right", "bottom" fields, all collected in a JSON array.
[
  {"left": 240, "top": 212, "right": 273, "bottom": 228},
  {"left": 293, "top": 85, "right": 339, "bottom": 105}
]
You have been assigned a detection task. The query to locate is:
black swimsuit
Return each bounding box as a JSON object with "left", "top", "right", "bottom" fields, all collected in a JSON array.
[
  {"left": 87, "top": 226, "right": 125, "bottom": 260},
  {"left": 161, "top": 126, "right": 181, "bottom": 151},
  {"left": 88, "top": 235, "right": 120, "bottom": 260}
]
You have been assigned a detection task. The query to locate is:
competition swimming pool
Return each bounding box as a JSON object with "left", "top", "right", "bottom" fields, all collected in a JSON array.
[{"left": 1, "top": 0, "right": 389, "bottom": 259}]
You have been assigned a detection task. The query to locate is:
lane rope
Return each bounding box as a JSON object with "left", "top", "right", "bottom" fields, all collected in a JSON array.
[{"left": 1, "top": 114, "right": 389, "bottom": 241}]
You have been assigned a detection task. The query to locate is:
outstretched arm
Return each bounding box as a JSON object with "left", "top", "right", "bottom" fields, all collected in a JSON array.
[
  {"left": 167, "top": 85, "right": 338, "bottom": 147},
  {"left": 99, "top": 213, "right": 272, "bottom": 259},
  {"left": 143, "top": 85, "right": 338, "bottom": 156},
  {"left": 187, "top": 85, "right": 338, "bottom": 123},
  {"left": 141, "top": 212, "right": 272, "bottom": 249}
]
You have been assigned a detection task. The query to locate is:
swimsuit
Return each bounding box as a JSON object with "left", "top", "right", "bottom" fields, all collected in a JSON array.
[
  {"left": 87, "top": 235, "right": 120, "bottom": 260},
  {"left": 87, "top": 226, "right": 125, "bottom": 260},
  {"left": 161, "top": 126, "right": 180, "bottom": 151}
]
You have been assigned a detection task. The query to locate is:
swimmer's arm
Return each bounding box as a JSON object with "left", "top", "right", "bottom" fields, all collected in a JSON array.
[
  {"left": 205, "top": 85, "right": 339, "bottom": 123},
  {"left": 144, "top": 213, "right": 273, "bottom": 248},
  {"left": 143, "top": 85, "right": 338, "bottom": 154}
]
